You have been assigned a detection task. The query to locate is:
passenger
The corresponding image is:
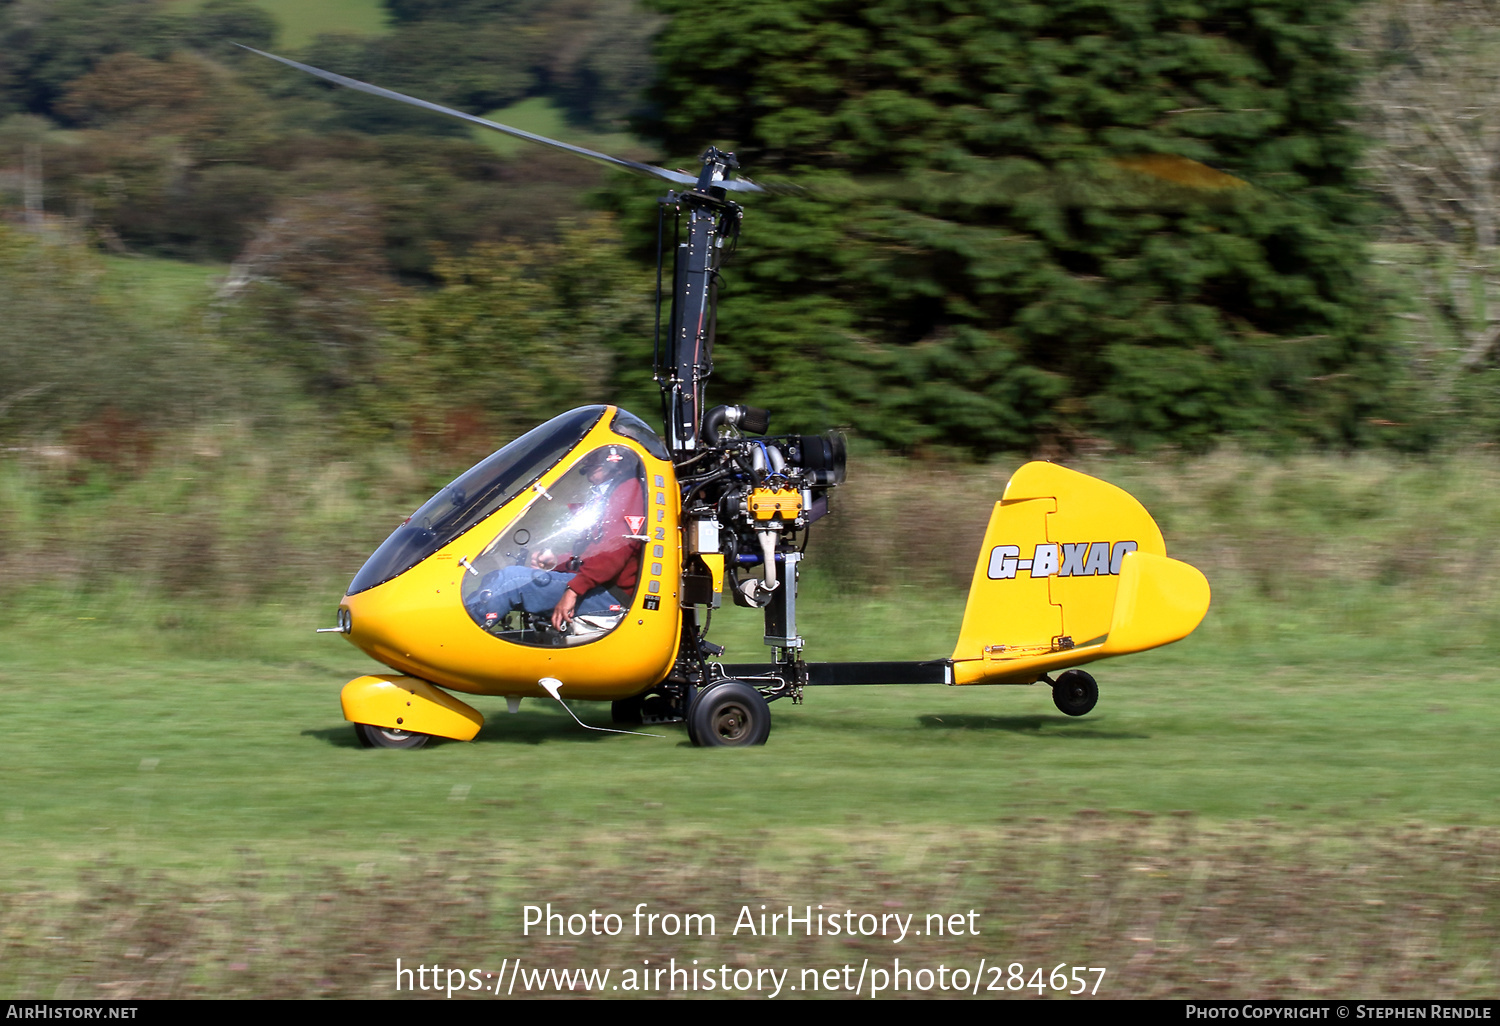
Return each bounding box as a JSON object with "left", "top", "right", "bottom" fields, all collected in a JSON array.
[{"left": 468, "top": 446, "right": 644, "bottom": 632}]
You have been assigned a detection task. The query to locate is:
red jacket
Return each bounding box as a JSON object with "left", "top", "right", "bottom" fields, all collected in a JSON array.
[{"left": 565, "top": 476, "right": 644, "bottom": 597}]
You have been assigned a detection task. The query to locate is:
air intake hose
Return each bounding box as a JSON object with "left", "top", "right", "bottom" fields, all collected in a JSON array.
[{"left": 701, "top": 405, "right": 772, "bottom": 446}]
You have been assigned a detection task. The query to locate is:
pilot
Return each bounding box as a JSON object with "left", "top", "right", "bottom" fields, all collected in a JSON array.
[{"left": 468, "top": 446, "right": 644, "bottom": 632}]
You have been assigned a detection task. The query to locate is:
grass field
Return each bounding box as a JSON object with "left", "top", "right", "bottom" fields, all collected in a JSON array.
[
  {"left": 3, "top": 447, "right": 1498, "bottom": 998},
  {"left": 3, "top": 585, "right": 1498, "bottom": 997},
  {"left": 254, "top": 0, "right": 388, "bottom": 49},
  {"left": 4, "top": 587, "right": 1497, "bottom": 858},
  {"left": 165, "top": 0, "right": 389, "bottom": 49},
  {"left": 99, "top": 255, "right": 226, "bottom": 324},
  {"left": 473, "top": 97, "right": 651, "bottom": 159}
]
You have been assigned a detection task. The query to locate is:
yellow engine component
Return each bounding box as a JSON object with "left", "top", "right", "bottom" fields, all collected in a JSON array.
[
  {"left": 340, "top": 674, "right": 484, "bottom": 741},
  {"left": 951, "top": 461, "right": 1209, "bottom": 685},
  {"left": 700, "top": 552, "right": 725, "bottom": 594},
  {"left": 748, "top": 487, "right": 802, "bottom": 521}
]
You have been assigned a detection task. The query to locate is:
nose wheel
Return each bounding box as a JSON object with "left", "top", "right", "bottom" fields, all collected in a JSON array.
[{"left": 355, "top": 723, "right": 432, "bottom": 749}]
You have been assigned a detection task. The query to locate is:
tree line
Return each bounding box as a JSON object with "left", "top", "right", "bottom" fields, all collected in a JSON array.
[{"left": 1, "top": 0, "right": 1495, "bottom": 456}]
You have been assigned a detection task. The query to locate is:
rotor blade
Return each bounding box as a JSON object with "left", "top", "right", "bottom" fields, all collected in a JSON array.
[{"left": 238, "top": 44, "right": 767, "bottom": 194}]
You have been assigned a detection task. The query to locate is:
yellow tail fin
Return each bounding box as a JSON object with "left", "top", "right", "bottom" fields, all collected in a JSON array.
[{"left": 951, "top": 462, "right": 1208, "bottom": 685}]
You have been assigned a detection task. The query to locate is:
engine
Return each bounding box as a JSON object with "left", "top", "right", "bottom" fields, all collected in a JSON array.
[{"left": 678, "top": 405, "right": 846, "bottom": 615}]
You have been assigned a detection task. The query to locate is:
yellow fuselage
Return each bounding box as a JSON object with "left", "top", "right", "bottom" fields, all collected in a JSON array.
[{"left": 341, "top": 411, "right": 683, "bottom": 702}]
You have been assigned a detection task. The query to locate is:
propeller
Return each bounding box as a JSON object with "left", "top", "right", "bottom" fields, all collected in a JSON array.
[
  {"left": 237, "top": 44, "right": 771, "bottom": 195},
  {"left": 241, "top": 45, "right": 1260, "bottom": 210}
]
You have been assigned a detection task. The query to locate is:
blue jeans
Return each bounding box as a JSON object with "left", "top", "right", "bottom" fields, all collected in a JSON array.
[{"left": 468, "top": 565, "right": 622, "bottom": 621}]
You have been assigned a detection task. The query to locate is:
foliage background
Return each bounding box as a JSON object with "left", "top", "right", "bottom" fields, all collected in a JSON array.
[
  {"left": 638, "top": 0, "right": 1405, "bottom": 452},
  {"left": 3, "top": 0, "right": 1483, "bottom": 456}
]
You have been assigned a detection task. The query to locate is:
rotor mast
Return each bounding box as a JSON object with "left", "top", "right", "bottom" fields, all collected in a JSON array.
[{"left": 660, "top": 147, "right": 743, "bottom": 454}]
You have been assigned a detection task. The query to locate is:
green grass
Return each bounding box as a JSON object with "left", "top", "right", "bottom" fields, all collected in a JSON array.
[
  {"left": 256, "top": 0, "right": 388, "bottom": 48},
  {"left": 6, "top": 444, "right": 1500, "bottom": 871},
  {"left": 3, "top": 580, "right": 1495, "bottom": 874},
  {"left": 3, "top": 589, "right": 1498, "bottom": 998},
  {"left": 473, "top": 97, "right": 651, "bottom": 159},
  {"left": 5, "top": 446, "right": 1500, "bottom": 997},
  {"left": 165, "top": 0, "right": 389, "bottom": 49},
  {"left": 99, "top": 254, "right": 225, "bottom": 325}
]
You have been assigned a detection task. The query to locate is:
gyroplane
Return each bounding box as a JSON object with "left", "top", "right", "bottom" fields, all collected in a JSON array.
[{"left": 249, "top": 47, "right": 1213, "bottom": 748}]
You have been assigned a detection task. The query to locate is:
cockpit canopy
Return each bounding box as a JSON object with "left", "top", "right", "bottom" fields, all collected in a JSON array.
[{"left": 347, "top": 406, "right": 607, "bottom": 595}]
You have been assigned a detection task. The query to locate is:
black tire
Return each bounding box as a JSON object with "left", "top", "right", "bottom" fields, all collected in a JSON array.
[
  {"left": 611, "top": 696, "right": 644, "bottom": 724},
  {"left": 1052, "top": 669, "right": 1098, "bottom": 717},
  {"left": 355, "top": 723, "right": 431, "bottom": 749},
  {"left": 685, "top": 688, "right": 701, "bottom": 745},
  {"left": 687, "top": 681, "right": 771, "bottom": 747}
]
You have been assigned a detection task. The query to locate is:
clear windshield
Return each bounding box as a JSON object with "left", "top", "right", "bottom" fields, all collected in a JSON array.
[
  {"left": 347, "top": 406, "right": 606, "bottom": 595},
  {"left": 461, "top": 444, "right": 646, "bottom": 646},
  {"left": 610, "top": 407, "right": 670, "bottom": 460}
]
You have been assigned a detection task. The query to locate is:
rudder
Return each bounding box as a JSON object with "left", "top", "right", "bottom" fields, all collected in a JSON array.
[{"left": 951, "top": 462, "right": 1206, "bottom": 685}]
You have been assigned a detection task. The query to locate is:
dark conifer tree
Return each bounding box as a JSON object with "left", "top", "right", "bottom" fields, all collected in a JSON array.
[{"left": 640, "top": 0, "right": 1408, "bottom": 452}]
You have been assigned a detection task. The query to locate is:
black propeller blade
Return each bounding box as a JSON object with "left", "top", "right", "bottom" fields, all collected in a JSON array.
[{"left": 238, "top": 44, "right": 769, "bottom": 195}]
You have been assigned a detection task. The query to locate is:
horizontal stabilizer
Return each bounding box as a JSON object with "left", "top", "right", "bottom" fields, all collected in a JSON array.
[{"left": 1098, "top": 551, "right": 1210, "bottom": 658}]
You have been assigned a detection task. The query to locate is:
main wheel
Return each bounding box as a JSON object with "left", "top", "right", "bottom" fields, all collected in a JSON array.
[
  {"left": 1052, "top": 669, "right": 1098, "bottom": 717},
  {"left": 355, "top": 723, "right": 432, "bottom": 749},
  {"left": 687, "top": 681, "right": 771, "bottom": 747}
]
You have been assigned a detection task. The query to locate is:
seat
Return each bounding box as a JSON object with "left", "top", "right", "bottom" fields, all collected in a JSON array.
[{"left": 564, "top": 611, "right": 627, "bottom": 644}]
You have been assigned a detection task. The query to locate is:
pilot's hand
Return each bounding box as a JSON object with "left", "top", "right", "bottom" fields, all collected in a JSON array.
[
  {"left": 551, "top": 588, "right": 578, "bottom": 631},
  {"left": 529, "top": 548, "right": 557, "bottom": 570}
]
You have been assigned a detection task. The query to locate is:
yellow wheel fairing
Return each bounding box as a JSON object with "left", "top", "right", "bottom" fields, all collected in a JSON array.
[
  {"left": 340, "top": 674, "right": 484, "bottom": 741},
  {"left": 341, "top": 408, "right": 683, "bottom": 701}
]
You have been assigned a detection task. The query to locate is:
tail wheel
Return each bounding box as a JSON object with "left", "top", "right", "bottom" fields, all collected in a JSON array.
[
  {"left": 687, "top": 681, "right": 771, "bottom": 747},
  {"left": 1052, "top": 669, "right": 1098, "bottom": 717},
  {"left": 355, "top": 723, "right": 431, "bottom": 749}
]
